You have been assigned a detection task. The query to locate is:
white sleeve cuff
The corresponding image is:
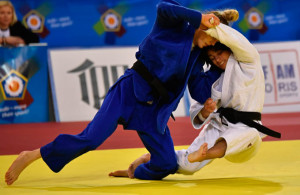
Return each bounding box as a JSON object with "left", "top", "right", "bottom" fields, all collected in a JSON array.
[
  {"left": 189, "top": 102, "right": 204, "bottom": 129},
  {"left": 197, "top": 111, "right": 206, "bottom": 122}
]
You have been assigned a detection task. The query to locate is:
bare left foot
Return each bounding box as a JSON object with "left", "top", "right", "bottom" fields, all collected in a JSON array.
[
  {"left": 5, "top": 149, "right": 41, "bottom": 185},
  {"left": 127, "top": 153, "right": 151, "bottom": 179},
  {"left": 187, "top": 143, "right": 208, "bottom": 163},
  {"left": 127, "top": 163, "right": 135, "bottom": 179},
  {"left": 109, "top": 170, "right": 129, "bottom": 177}
]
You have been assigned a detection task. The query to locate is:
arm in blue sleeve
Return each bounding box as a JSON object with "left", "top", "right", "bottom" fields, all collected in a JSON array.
[
  {"left": 188, "top": 66, "right": 222, "bottom": 104},
  {"left": 157, "top": 1, "right": 202, "bottom": 29}
]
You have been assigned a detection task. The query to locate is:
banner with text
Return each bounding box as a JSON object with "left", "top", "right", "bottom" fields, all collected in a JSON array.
[
  {"left": 49, "top": 47, "right": 187, "bottom": 122},
  {"left": 10, "top": 0, "right": 300, "bottom": 48},
  {"left": 0, "top": 45, "right": 49, "bottom": 124},
  {"left": 256, "top": 41, "right": 300, "bottom": 113},
  {"left": 49, "top": 42, "right": 300, "bottom": 122}
]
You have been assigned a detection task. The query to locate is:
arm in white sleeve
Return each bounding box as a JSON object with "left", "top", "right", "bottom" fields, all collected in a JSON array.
[
  {"left": 189, "top": 102, "right": 205, "bottom": 129},
  {"left": 205, "top": 23, "right": 260, "bottom": 64}
]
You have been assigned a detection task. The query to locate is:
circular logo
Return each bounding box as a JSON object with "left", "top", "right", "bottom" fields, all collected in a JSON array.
[
  {"left": 245, "top": 8, "right": 264, "bottom": 29},
  {"left": 4, "top": 76, "right": 24, "bottom": 97},
  {"left": 26, "top": 13, "right": 42, "bottom": 31},
  {"left": 104, "top": 13, "right": 119, "bottom": 30},
  {"left": 248, "top": 11, "right": 261, "bottom": 28}
]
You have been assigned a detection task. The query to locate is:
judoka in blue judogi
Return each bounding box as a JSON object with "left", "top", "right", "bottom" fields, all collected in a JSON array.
[
  {"left": 40, "top": 0, "right": 222, "bottom": 180},
  {"left": 5, "top": 0, "right": 222, "bottom": 184}
]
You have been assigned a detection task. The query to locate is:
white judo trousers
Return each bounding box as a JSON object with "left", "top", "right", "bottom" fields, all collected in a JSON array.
[{"left": 176, "top": 24, "right": 267, "bottom": 175}]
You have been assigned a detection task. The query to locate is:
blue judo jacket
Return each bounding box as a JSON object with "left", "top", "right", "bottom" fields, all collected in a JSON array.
[
  {"left": 39, "top": 0, "right": 221, "bottom": 178},
  {"left": 124, "top": 0, "right": 221, "bottom": 134}
]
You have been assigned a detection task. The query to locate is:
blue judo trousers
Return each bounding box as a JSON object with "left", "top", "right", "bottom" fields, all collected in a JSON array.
[
  {"left": 40, "top": 0, "right": 222, "bottom": 180},
  {"left": 41, "top": 69, "right": 181, "bottom": 180}
]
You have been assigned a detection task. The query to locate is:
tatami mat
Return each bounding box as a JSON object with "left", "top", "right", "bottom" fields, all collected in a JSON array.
[{"left": 1, "top": 140, "right": 300, "bottom": 194}]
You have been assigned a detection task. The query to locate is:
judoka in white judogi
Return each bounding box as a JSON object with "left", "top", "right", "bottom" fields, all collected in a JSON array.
[{"left": 176, "top": 23, "right": 267, "bottom": 175}]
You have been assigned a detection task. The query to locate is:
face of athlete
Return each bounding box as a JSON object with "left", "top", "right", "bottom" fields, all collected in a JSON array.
[
  {"left": 193, "top": 29, "right": 218, "bottom": 48},
  {"left": 0, "top": 5, "right": 13, "bottom": 29},
  {"left": 207, "top": 49, "right": 231, "bottom": 70}
]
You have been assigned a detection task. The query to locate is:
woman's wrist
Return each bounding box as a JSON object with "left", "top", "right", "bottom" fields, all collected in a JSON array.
[{"left": 197, "top": 111, "right": 206, "bottom": 122}]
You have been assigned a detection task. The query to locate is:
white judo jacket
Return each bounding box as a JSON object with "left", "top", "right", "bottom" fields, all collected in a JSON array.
[
  {"left": 190, "top": 23, "right": 265, "bottom": 131},
  {"left": 175, "top": 24, "right": 267, "bottom": 175}
]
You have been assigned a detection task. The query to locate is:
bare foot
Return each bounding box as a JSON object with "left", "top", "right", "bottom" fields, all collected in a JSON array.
[
  {"left": 5, "top": 149, "right": 41, "bottom": 185},
  {"left": 187, "top": 143, "right": 208, "bottom": 163},
  {"left": 128, "top": 153, "right": 151, "bottom": 179},
  {"left": 109, "top": 170, "right": 129, "bottom": 177},
  {"left": 127, "top": 163, "right": 135, "bottom": 179}
]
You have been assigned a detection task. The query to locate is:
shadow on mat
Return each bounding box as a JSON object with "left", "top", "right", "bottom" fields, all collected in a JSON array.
[{"left": 5, "top": 177, "right": 282, "bottom": 194}]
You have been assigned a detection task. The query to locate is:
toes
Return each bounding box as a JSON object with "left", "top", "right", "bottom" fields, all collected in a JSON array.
[
  {"left": 5, "top": 173, "right": 16, "bottom": 185},
  {"left": 108, "top": 170, "right": 129, "bottom": 177},
  {"left": 5, "top": 177, "right": 13, "bottom": 185},
  {"left": 109, "top": 171, "right": 119, "bottom": 177},
  {"left": 108, "top": 172, "right": 114, "bottom": 176}
]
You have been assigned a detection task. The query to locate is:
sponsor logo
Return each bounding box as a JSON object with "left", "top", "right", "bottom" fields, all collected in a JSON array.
[
  {"left": 101, "top": 9, "right": 122, "bottom": 32},
  {"left": 23, "top": 10, "right": 45, "bottom": 33},
  {"left": 0, "top": 70, "right": 28, "bottom": 100},
  {"left": 245, "top": 7, "right": 264, "bottom": 29}
]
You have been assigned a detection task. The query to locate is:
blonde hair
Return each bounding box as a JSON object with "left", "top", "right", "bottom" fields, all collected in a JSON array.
[
  {"left": 0, "top": 1, "right": 18, "bottom": 25},
  {"left": 208, "top": 9, "right": 239, "bottom": 25}
]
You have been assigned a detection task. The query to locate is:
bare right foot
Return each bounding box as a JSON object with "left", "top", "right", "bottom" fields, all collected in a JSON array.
[
  {"left": 5, "top": 149, "right": 41, "bottom": 185},
  {"left": 187, "top": 143, "right": 208, "bottom": 163}
]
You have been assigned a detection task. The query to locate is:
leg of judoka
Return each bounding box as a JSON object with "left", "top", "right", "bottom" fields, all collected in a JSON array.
[
  {"left": 134, "top": 127, "right": 178, "bottom": 180},
  {"left": 127, "top": 153, "right": 150, "bottom": 178},
  {"left": 40, "top": 88, "right": 126, "bottom": 173},
  {"left": 188, "top": 138, "right": 227, "bottom": 163},
  {"left": 109, "top": 153, "right": 150, "bottom": 178},
  {"left": 5, "top": 79, "right": 133, "bottom": 185},
  {"left": 5, "top": 149, "right": 41, "bottom": 185},
  {"left": 5, "top": 109, "right": 120, "bottom": 185}
]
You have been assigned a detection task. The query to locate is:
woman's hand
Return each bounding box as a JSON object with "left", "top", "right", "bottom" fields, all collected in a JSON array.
[
  {"left": 199, "top": 98, "right": 217, "bottom": 119},
  {"left": 200, "top": 13, "right": 220, "bottom": 30},
  {"left": 5, "top": 36, "right": 25, "bottom": 46}
]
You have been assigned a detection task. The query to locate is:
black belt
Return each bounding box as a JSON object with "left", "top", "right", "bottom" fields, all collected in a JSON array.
[
  {"left": 131, "top": 60, "right": 175, "bottom": 121},
  {"left": 131, "top": 60, "right": 170, "bottom": 103},
  {"left": 217, "top": 107, "right": 281, "bottom": 138}
]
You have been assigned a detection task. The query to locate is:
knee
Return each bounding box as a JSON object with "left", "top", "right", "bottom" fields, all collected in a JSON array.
[
  {"left": 134, "top": 161, "right": 178, "bottom": 180},
  {"left": 134, "top": 154, "right": 178, "bottom": 180},
  {"left": 154, "top": 157, "right": 178, "bottom": 177},
  {"left": 154, "top": 155, "right": 178, "bottom": 174},
  {"left": 164, "top": 159, "right": 178, "bottom": 172}
]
